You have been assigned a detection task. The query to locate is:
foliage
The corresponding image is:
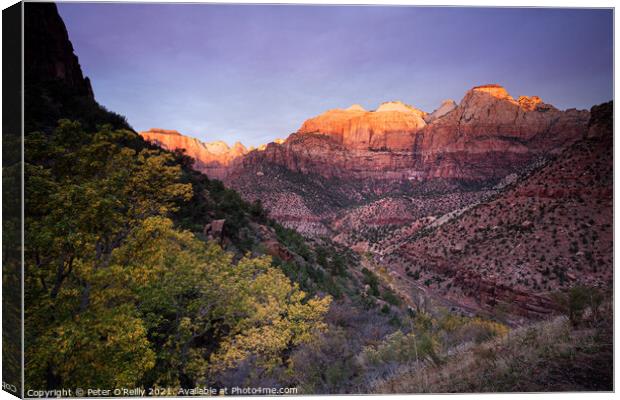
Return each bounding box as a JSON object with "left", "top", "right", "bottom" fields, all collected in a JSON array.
[
  {"left": 361, "top": 331, "right": 434, "bottom": 365},
  {"left": 274, "top": 224, "right": 312, "bottom": 261},
  {"left": 551, "top": 285, "right": 605, "bottom": 326},
  {"left": 437, "top": 314, "right": 509, "bottom": 345},
  {"left": 24, "top": 121, "right": 331, "bottom": 390},
  {"left": 361, "top": 268, "right": 380, "bottom": 297}
]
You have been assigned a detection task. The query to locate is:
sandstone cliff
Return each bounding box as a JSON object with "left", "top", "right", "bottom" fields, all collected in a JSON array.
[
  {"left": 417, "top": 84, "right": 590, "bottom": 180},
  {"left": 144, "top": 85, "right": 593, "bottom": 249},
  {"left": 140, "top": 128, "right": 249, "bottom": 180},
  {"left": 425, "top": 99, "right": 457, "bottom": 122},
  {"left": 298, "top": 101, "right": 427, "bottom": 151},
  {"left": 234, "top": 85, "right": 589, "bottom": 183}
]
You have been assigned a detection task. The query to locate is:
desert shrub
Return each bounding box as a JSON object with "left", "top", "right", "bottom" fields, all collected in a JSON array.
[
  {"left": 362, "top": 268, "right": 381, "bottom": 297},
  {"left": 382, "top": 288, "right": 401, "bottom": 306},
  {"left": 290, "top": 328, "right": 360, "bottom": 394},
  {"left": 552, "top": 285, "right": 606, "bottom": 326},
  {"left": 361, "top": 330, "right": 441, "bottom": 368}
]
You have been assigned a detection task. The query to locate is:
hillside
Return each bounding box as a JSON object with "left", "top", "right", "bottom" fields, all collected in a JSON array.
[
  {"left": 375, "top": 303, "right": 613, "bottom": 393},
  {"left": 382, "top": 101, "right": 613, "bottom": 319},
  {"left": 227, "top": 86, "right": 587, "bottom": 240}
]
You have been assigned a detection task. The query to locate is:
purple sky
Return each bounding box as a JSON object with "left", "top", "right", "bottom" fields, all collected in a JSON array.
[{"left": 58, "top": 3, "right": 613, "bottom": 147}]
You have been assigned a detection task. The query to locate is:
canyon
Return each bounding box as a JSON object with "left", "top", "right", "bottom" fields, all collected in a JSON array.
[
  {"left": 22, "top": 3, "right": 613, "bottom": 392},
  {"left": 140, "top": 84, "right": 611, "bottom": 320}
]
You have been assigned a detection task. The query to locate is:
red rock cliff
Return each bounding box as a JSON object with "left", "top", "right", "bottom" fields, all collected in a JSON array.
[
  {"left": 140, "top": 128, "right": 248, "bottom": 180},
  {"left": 235, "top": 85, "right": 589, "bottom": 183},
  {"left": 298, "top": 101, "right": 427, "bottom": 151}
]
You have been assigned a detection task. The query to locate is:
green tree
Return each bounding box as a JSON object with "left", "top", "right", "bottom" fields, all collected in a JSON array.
[{"left": 24, "top": 121, "right": 331, "bottom": 390}]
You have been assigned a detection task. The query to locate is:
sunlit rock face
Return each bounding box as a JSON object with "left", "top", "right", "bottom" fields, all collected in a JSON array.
[
  {"left": 139, "top": 128, "right": 249, "bottom": 180},
  {"left": 143, "top": 84, "right": 593, "bottom": 250},
  {"left": 142, "top": 84, "right": 589, "bottom": 185},
  {"left": 237, "top": 84, "right": 589, "bottom": 183},
  {"left": 418, "top": 84, "right": 590, "bottom": 180},
  {"left": 298, "top": 101, "right": 427, "bottom": 151}
]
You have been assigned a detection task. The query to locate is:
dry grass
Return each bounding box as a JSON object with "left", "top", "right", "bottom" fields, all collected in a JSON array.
[{"left": 373, "top": 304, "right": 613, "bottom": 393}]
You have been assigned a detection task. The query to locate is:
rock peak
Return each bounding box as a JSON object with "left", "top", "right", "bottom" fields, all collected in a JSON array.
[
  {"left": 139, "top": 129, "right": 253, "bottom": 180},
  {"left": 517, "top": 95, "right": 545, "bottom": 111},
  {"left": 346, "top": 104, "right": 366, "bottom": 112},
  {"left": 471, "top": 84, "right": 511, "bottom": 99},
  {"left": 427, "top": 99, "right": 457, "bottom": 122},
  {"left": 376, "top": 101, "right": 422, "bottom": 114}
]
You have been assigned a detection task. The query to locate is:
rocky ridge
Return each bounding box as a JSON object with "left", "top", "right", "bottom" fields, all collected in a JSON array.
[
  {"left": 25, "top": 2, "right": 94, "bottom": 99},
  {"left": 233, "top": 85, "right": 589, "bottom": 185},
  {"left": 227, "top": 84, "right": 590, "bottom": 238},
  {"left": 380, "top": 101, "right": 613, "bottom": 319},
  {"left": 148, "top": 85, "right": 592, "bottom": 246},
  {"left": 140, "top": 128, "right": 250, "bottom": 180}
]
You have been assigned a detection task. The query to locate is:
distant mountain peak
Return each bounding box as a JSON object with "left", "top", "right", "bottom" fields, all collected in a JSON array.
[
  {"left": 140, "top": 129, "right": 252, "bottom": 179},
  {"left": 376, "top": 100, "right": 425, "bottom": 115},
  {"left": 427, "top": 99, "right": 458, "bottom": 122},
  {"left": 346, "top": 104, "right": 367, "bottom": 112},
  {"left": 470, "top": 83, "right": 512, "bottom": 99}
]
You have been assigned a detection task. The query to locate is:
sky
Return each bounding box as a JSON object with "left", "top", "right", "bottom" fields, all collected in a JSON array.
[{"left": 58, "top": 3, "right": 613, "bottom": 147}]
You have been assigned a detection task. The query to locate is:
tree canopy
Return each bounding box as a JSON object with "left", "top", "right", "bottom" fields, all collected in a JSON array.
[{"left": 25, "top": 121, "right": 331, "bottom": 390}]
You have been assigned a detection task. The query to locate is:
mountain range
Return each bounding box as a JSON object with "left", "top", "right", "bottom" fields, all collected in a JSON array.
[{"left": 139, "top": 84, "right": 611, "bottom": 321}]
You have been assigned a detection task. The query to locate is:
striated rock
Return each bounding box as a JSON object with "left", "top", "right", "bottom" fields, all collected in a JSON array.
[
  {"left": 235, "top": 85, "right": 589, "bottom": 184},
  {"left": 417, "top": 84, "right": 590, "bottom": 180},
  {"left": 140, "top": 128, "right": 249, "bottom": 180},
  {"left": 224, "top": 85, "right": 592, "bottom": 238},
  {"left": 151, "top": 84, "right": 589, "bottom": 188}
]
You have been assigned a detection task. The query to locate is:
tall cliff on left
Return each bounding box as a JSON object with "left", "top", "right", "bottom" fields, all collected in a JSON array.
[{"left": 24, "top": 2, "right": 130, "bottom": 133}]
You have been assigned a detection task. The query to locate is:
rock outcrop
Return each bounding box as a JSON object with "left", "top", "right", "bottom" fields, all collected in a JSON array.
[
  {"left": 418, "top": 84, "right": 590, "bottom": 180},
  {"left": 148, "top": 85, "right": 590, "bottom": 186},
  {"left": 24, "top": 2, "right": 132, "bottom": 133},
  {"left": 203, "top": 219, "right": 226, "bottom": 242},
  {"left": 140, "top": 128, "right": 249, "bottom": 180}
]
